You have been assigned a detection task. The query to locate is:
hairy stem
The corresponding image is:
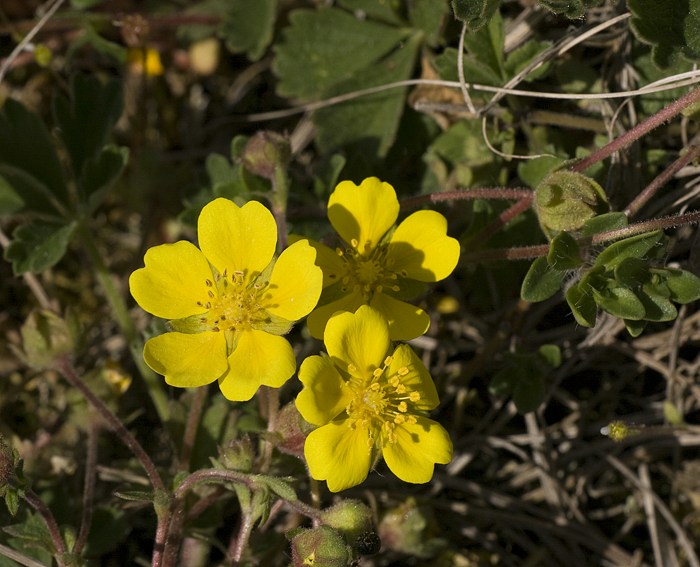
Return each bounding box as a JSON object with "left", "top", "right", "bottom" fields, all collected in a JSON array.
[
  {"left": 22, "top": 490, "right": 67, "bottom": 566},
  {"left": 73, "top": 417, "right": 99, "bottom": 555},
  {"left": 571, "top": 87, "right": 700, "bottom": 174},
  {"left": 400, "top": 187, "right": 532, "bottom": 210}
]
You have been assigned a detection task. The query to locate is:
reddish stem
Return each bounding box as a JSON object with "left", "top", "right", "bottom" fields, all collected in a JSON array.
[
  {"left": 23, "top": 490, "right": 67, "bottom": 566},
  {"left": 400, "top": 187, "right": 532, "bottom": 210},
  {"left": 571, "top": 87, "right": 700, "bottom": 174}
]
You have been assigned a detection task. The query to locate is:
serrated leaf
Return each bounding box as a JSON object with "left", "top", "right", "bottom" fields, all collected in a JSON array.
[
  {"left": 220, "top": 0, "right": 277, "bottom": 61},
  {"left": 255, "top": 475, "right": 297, "bottom": 501},
  {"left": 0, "top": 99, "right": 68, "bottom": 211},
  {"left": 5, "top": 221, "right": 78, "bottom": 274},
  {"left": 313, "top": 34, "right": 421, "bottom": 156},
  {"left": 593, "top": 231, "right": 664, "bottom": 270},
  {"left": 592, "top": 285, "right": 646, "bottom": 320},
  {"left": 0, "top": 174, "right": 24, "bottom": 215},
  {"left": 662, "top": 268, "right": 700, "bottom": 303},
  {"left": 581, "top": 212, "right": 628, "bottom": 237},
  {"left": 521, "top": 256, "right": 566, "bottom": 302},
  {"left": 410, "top": 0, "right": 449, "bottom": 44},
  {"left": 548, "top": 232, "right": 582, "bottom": 270},
  {"left": 628, "top": 0, "right": 700, "bottom": 67},
  {"left": 53, "top": 74, "right": 123, "bottom": 175},
  {"left": 512, "top": 371, "right": 545, "bottom": 414},
  {"left": 338, "top": 0, "right": 404, "bottom": 25},
  {"left": 81, "top": 145, "right": 128, "bottom": 213},
  {"left": 566, "top": 283, "right": 597, "bottom": 327},
  {"left": 451, "top": 0, "right": 500, "bottom": 32},
  {"left": 273, "top": 8, "right": 408, "bottom": 101}
]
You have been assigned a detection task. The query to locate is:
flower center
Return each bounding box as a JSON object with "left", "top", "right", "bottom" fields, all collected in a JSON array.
[
  {"left": 195, "top": 269, "right": 271, "bottom": 333},
  {"left": 345, "top": 356, "right": 420, "bottom": 451},
  {"left": 334, "top": 240, "right": 402, "bottom": 301}
]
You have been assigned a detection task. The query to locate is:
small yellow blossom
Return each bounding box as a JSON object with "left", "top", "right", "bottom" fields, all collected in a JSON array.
[
  {"left": 306, "top": 177, "right": 460, "bottom": 340},
  {"left": 296, "top": 306, "right": 452, "bottom": 492},
  {"left": 130, "top": 198, "right": 322, "bottom": 401},
  {"left": 126, "top": 47, "right": 164, "bottom": 76}
]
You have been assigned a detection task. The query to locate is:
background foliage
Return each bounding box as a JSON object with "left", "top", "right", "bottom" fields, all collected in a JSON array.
[{"left": 2, "top": 0, "right": 700, "bottom": 566}]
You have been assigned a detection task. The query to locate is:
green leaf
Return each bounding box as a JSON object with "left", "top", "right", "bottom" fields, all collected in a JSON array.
[
  {"left": 517, "top": 155, "right": 565, "bottom": 188},
  {"left": 539, "top": 0, "right": 603, "bottom": 18},
  {"left": 628, "top": 0, "right": 700, "bottom": 67},
  {"left": 0, "top": 174, "right": 24, "bottom": 215},
  {"left": 512, "top": 371, "right": 545, "bottom": 414},
  {"left": 0, "top": 99, "right": 68, "bottom": 211},
  {"left": 593, "top": 231, "right": 665, "bottom": 270},
  {"left": 220, "top": 0, "right": 277, "bottom": 61},
  {"left": 592, "top": 285, "right": 646, "bottom": 320},
  {"left": 53, "top": 74, "right": 124, "bottom": 176},
  {"left": 624, "top": 319, "right": 647, "bottom": 337},
  {"left": 410, "top": 0, "right": 450, "bottom": 44},
  {"left": 451, "top": 0, "right": 500, "bottom": 32},
  {"left": 566, "top": 283, "right": 597, "bottom": 327},
  {"left": 504, "top": 39, "right": 552, "bottom": 81},
  {"left": 81, "top": 146, "right": 129, "bottom": 213},
  {"left": 462, "top": 9, "right": 505, "bottom": 80},
  {"left": 614, "top": 257, "right": 649, "bottom": 288},
  {"left": 113, "top": 490, "right": 155, "bottom": 502},
  {"left": 538, "top": 344, "right": 561, "bottom": 367},
  {"left": 255, "top": 474, "right": 298, "bottom": 502},
  {"left": 4, "top": 489, "right": 19, "bottom": 516},
  {"left": 547, "top": 231, "right": 582, "bottom": 270},
  {"left": 338, "top": 0, "right": 404, "bottom": 25},
  {"left": 4, "top": 221, "right": 77, "bottom": 274},
  {"left": 580, "top": 212, "right": 628, "bottom": 237},
  {"left": 638, "top": 285, "right": 678, "bottom": 321},
  {"left": 662, "top": 268, "right": 700, "bottom": 303},
  {"left": 489, "top": 368, "right": 514, "bottom": 397},
  {"left": 521, "top": 256, "right": 565, "bottom": 302},
  {"left": 313, "top": 34, "right": 421, "bottom": 156},
  {"left": 273, "top": 8, "right": 408, "bottom": 101}
]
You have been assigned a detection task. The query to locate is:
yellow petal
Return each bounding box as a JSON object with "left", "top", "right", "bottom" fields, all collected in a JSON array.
[
  {"left": 129, "top": 241, "right": 212, "bottom": 320},
  {"left": 387, "top": 210, "right": 460, "bottom": 281},
  {"left": 388, "top": 344, "right": 439, "bottom": 411},
  {"left": 304, "top": 421, "right": 373, "bottom": 492},
  {"left": 324, "top": 305, "right": 390, "bottom": 379},
  {"left": 302, "top": 237, "right": 345, "bottom": 288},
  {"left": 266, "top": 240, "right": 322, "bottom": 321},
  {"left": 220, "top": 329, "right": 295, "bottom": 401},
  {"left": 369, "top": 293, "right": 430, "bottom": 340},
  {"left": 297, "top": 356, "right": 353, "bottom": 425},
  {"left": 306, "top": 289, "right": 365, "bottom": 340},
  {"left": 328, "top": 178, "right": 399, "bottom": 254},
  {"left": 382, "top": 417, "right": 452, "bottom": 484},
  {"left": 144, "top": 331, "right": 227, "bottom": 387},
  {"left": 198, "top": 198, "right": 276, "bottom": 278}
]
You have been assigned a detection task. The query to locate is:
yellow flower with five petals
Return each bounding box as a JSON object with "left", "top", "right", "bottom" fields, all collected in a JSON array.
[
  {"left": 296, "top": 305, "right": 452, "bottom": 492},
  {"left": 130, "top": 198, "right": 322, "bottom": 401},
  {"left": 306, "top": 177, "right": 460, "bottom": 340}
]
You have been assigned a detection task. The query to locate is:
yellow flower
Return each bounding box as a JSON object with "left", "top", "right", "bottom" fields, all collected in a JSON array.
[
  {"left": 306, "top": 177, "right": 460, "bottom": 340},
  {"left": 130, "top": 198, "right": 322, "bottom": 401},
  {"left": 296, "top": 306, "right": 452, "bottom": 492}
]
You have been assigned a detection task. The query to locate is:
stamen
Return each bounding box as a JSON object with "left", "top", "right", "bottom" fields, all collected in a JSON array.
[
  {"left": 398, "top": 366, "right": 409, "bottom": 376},
  {"left": 409, "top": 392, "right": 421, "bottom": 402},
  {"left": 205, "top": 279, "right": 213, "bottom": 287}
]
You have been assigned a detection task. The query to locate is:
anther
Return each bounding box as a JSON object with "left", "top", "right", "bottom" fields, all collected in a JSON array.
[
  {"left": 205, "top": 279, "right": 213, "bottom": 287},
  {"left": 398, "top": 367, "right": 409, "bottom": 376},
  {"left": 409, "top": 392, "right": 421, "bottom": 402},
  {"left": 397, "top": 402, "right": 408, "bottom": 413},
  {"left": 208, "top": 290, "right": 215, "bottom": 298},
  {"left": 373, "top": 368, "right": 383, "bottom": 378}
]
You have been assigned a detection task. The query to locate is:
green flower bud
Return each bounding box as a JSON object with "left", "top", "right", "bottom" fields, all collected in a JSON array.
[
  {"left": 20, "top": 310, "right": 75, "bottom": 369},
  {"left": 320, "top": 500, "right": 377, "bottom": 556},
  {"left": 290, "top": 526, "right": 349, "bottom": 567},
  {"left": 221, "top": 436, "right": 254, "bottom": 472},
  {"left": 378, "top": 498, "right": 445, "bottom": 558},
  {"left": 534, "top": 170, "right": 608, "bottom": 238},
  {"left": 273, "top": 402, "right": 310, "bottom": 459},
  {"left": 241, "top": 131, "right": 291, "bottom": 181}
]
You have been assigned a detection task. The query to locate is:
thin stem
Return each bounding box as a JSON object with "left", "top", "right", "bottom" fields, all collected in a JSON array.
[
  {"left": 225, "top": 508, "right": 255, "bottom": 566},
  {"left": 571, "top": 86, "right": 700, "bottom": 173},
  {"left": 0, "top": 543, "right": 49, "bottom": 567},
  {"left": 624, "top": 138, "right": 700, "bottom": 217},
  {"left": 258, "top": 386, "right": 280, "bottom": 474},
  {"left": 400, "top": 187, "right": 532, "bottom": 210},
  {"left": 284, "top": 499, "right": 324, "bottom": 522},
  {"left": 178, "top": 387, "right": 208, "bottom": 471},
  {"left": 461, "top": 209, "right": 700, "bottom": 263},
  {"left": 53, "top": 356, "right": 165, "bottom": 492},
  {"left": 270, "top": 164, "right": 289, "bottom": 251},
  {"left": 465, "top": 195, "right": 534, "bottom": 246},
  {"left": 22, "top": 490, "right": 67, "bottom": 566},
  {"left": 77, "top": 223, "right": 170, "bottom": 423},
  {"left": 72, "top": 416, "right": 99, "bottom": 555},
  {"left": 174, "top": 469, "right": 255, "bottom": 500}
]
